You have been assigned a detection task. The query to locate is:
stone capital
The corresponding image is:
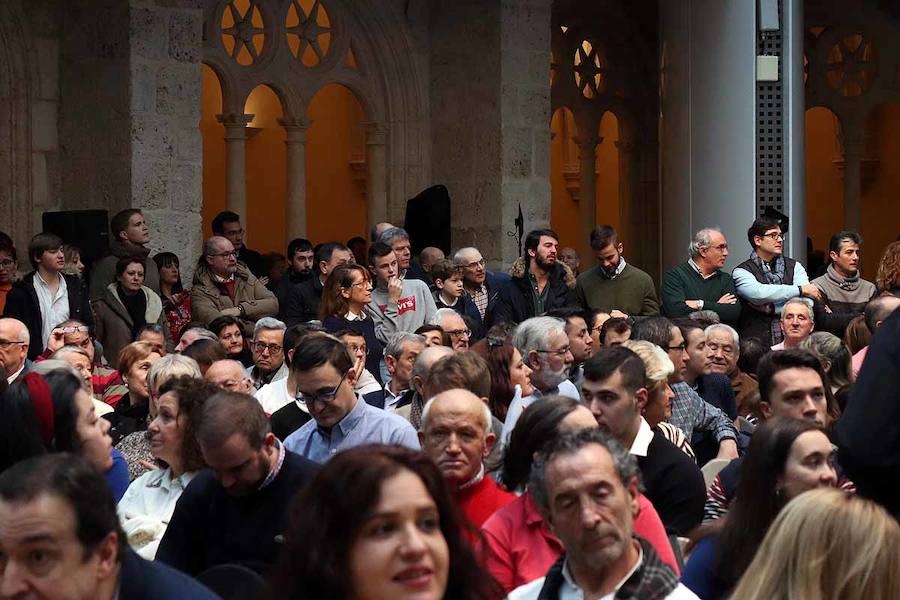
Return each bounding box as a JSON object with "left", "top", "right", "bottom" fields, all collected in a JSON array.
[
  {"left": 216, "top": 113, "right": 254, "bottom": 139},
  {"left": 278, "top": 117, "right": 311, "bottom": 143},
  {"left": 573, "top": 135, "right": 602, "bottom": 158}
]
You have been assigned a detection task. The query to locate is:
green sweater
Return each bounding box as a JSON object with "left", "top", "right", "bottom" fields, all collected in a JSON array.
[
  {"left": 575, "top": 263, "right": 660, "bottom": 316},
  {"left": 661, "top": 262, "right": 740, "bottom": 325}
]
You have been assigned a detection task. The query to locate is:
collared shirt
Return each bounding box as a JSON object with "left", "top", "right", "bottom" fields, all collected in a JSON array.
[
  {"left": 346, "top": 309, "right": 365, "bottom": 322},
  {"left": 33, "top": 271, "right": 69, "bottom": 347},
  {"left": 687, "top": 259, "right": 717, "bottom": 281},
  {"left": 600, "top": 258, "right": 628, "bottom": 280},
  {"left": 255, "top": 377, "right": 296, "bottom": 415},
  {"left": 6, "top": 363, "right": 25, "bottom": 384},
  {"left": 630, "top": 417, "right": 655, "bottom": 457},
  {"left": 259, "top": 438, "right": 286, "bottom": 490},
  {"left": 528, "top": 270, "right": 550, "bottom": 316},
  {"left": 532, "top": 379, "right": 581, "bottom": 402},
  {"left": 384, "top": 385, "right": 409, "bottom": 412},
  {"left": 508, "top": 547, "right": 644, "bottom": 600},
  {"left": 458, "top": 464, "right": 485, "bottom": 491},
  {"left": 669, "top": 382, "right": 737, "bottom": 444},
  {"left": 469, "top": 283, "right": 489, "bottom": 318},
  {"left": 211, "top": 272, "right": 235, "bottom": 284},
  {"left": 246, "top": 361, "right": 288, "bottom": 391},
  {"left": 283, "top": 396, "right": 420, "bottom": 463}
]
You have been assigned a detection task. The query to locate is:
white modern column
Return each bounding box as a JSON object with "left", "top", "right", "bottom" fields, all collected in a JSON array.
[
  {"left": 216, "top": 113, "right": 254, "bottom": 218},
  {"left": 279, "top": 117, "right": 311, "bottom": 239},
  {"left": 363, "top": 122, "right": 388, "bottom": 230},
  {"left": 574, "top": 135, "right": 600, "bottom": 261}
]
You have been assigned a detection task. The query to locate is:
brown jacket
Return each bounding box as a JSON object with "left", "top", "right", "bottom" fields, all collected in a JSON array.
[
  {"left": 92, "top": 284, "right": 172, "bottom": 367},
  {"left": 190, "top": 262, "right": 278, "bottom": 335},
  {"left": 731, "top": 369, "right": 759, "bottom": 418}
]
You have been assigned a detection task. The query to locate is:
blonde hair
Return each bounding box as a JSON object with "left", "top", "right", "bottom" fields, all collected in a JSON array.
[
  {"left": 622, "top": 339, "right": 674, "bottom": 391},
  {"left": 731, "top": 488, "right": 900, "bottom": 600}
]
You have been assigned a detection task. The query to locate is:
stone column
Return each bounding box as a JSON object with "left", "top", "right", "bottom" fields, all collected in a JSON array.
[
  {"left": 575, "top": 135, "right": 601, "bottom": 261},
  {"left": 363, "top": 122, "right": 388, "bottom": 231},
  {"left": 615, "top": 139, "right": 640, "bottom": 258},
  {"left": 217, "top": 113, "right": 254, "bottom": 218},
  {"left": 279, "top": 117, "right": 311, "bottom": 239},
  {"left": 842, "top": 130, "right": 864, "bottom": 233}
]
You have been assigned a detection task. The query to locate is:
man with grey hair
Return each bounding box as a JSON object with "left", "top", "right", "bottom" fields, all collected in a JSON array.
[
  {"left": 206, "top": 359, "right": 253, "bottom": 395},
  {"left": 246, "top": 317, "right": 288, "bottom": 390},
  {"left": 0, "top": 317, "right": 30, "bottom": 384},
  {"left": 174, "top": 326, "right": 218, "bottom": 352},
  {"left": 513, "top": 316, "right": 578, "bottom": 400},
  {"left": 395, "top": 344, "right": 454, "bottom": 426},
  {"left": 704, "top": 323, "right": 758, "bottom": 417},
  {"left": 453, "top": 246, "right": 509, "bottom": 331},
  {"left": 190, "top": 235, "right": 278, "bottom": 336},
  {"left": 378, "top": 226, "right": 430, "bottom": 283},
  {"left": 510, "top": 428, "right": 696, "bottom": 599},
  {"left": 772, "top": 297, "right": 814, "bottom": 350},
  {"left": 419, "top": 388, "right": 514, "bottom": 527},
  {"left": 430, "top": 307, "right": 470, "bottom": 351},
  {"left": 370, "top": 221, "right": 394, "bottom": 243},
  {"left": 363, "top": 331, "right": 425, "bottom": 410},
  {"left": 661, "top": 227, "right": 739, "bottom": 327}
]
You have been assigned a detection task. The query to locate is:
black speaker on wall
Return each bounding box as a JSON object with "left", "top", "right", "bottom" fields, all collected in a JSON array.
[
  {"left": 42, "top": 210, "right": 109, "bottom": 266},
  {"left": 404, "top": 185, "right": 451, "bottom": 255}
]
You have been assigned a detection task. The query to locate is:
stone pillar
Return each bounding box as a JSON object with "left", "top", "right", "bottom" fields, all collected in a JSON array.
[
  {"left": 615, "top": 139, "right": 640, "bottom": 259},
  {"left": 279, "top": 117, "right": 310, "bottom": 239},
  {"left": 574, "top": 135, "right": 600, "bottom": 261},
  {"left": 363, "top": 122, "right": 388, "bottom": 231},
  {"left": 842, "top": 130, "right": 864, "bottom": 233},
  {"left": 217, "top": 113, "right": 254, "bottom": 219}
]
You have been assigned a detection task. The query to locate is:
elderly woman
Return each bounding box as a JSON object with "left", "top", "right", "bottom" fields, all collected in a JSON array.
[
  {"left": 801, "top": 331, "right": 853, "bottom": 392},
  {"left": 115, "top": 352, "right": 201, "bottom": 481},
  {"left": 118, "top": 376, "right": 215, "bottom": 559},
  {"left": 105, "top": 341, "right": 163, "bottom": 444}
]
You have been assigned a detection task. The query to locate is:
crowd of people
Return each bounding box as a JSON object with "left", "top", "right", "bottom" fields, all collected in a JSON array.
[{"left": 1, "top": 209, "right": 900, "bottom": 599}]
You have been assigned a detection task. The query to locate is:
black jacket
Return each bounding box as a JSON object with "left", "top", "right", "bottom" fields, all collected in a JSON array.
[
  {"left": 363, "top": 388, "right": 415, "bottom": 410},
  {"left": 492, "top": 258, "right": 577, "bottom": 326},
  {"left": 281, "top": 276, "right": 324, "bottom": 327},
  {"left": 120, "top": 548, "right": 219, "bottom": 600},
  {"left": 2, "top": 271, "right": 93, "bottom": 359},
  {"left": 238, "top": 246, "right": 265, "bottom": 279},
  {"left": 274, "top": 269, "right": 312, "bottom": 311}
]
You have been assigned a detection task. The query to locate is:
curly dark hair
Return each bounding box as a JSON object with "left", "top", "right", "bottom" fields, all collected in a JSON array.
[
  {"left": 875, "top": 241, "right": 900, "bottom": 293},
  {"left": 469, "top": 337, "right": 518, "bottom": 420},
  {"left": 266, "top": 445, "right": 502, "bottom": 600}
]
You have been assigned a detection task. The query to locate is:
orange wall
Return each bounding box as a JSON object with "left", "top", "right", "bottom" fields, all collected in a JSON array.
[
  {"left": 201, "top": 65, "right": 226, "bottom": 239},
  {"left": 805, "top": 107, "right": 843, "bottom": 254},
  {"left": 244, "top": 85, "right": 286, "bottom": 254},
  {"left": 550, "top": 108, "right": 620, "bottom": 251},
  {"left": 860, "top": 104, "right": 900, "bottom": 278},
  {"left": 305, "top": 84, "right": 367, "bottom": 245}
]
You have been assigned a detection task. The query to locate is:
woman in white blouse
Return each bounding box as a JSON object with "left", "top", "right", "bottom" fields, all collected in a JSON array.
[{"left": 117, "top": 375, "right": 217, "bottom": 558}]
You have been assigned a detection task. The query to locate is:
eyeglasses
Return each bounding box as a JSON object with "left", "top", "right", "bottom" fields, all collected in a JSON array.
[
  {"left": 0, "top": 339, "right": 27, "bottom": 349},
  {"left": 209, "top": 251, "right": 239, "bottom": 259},
  {"left": 252, "top": 341, "right": 283, "bottom": 354},
  {"left": 445, "top": 328, "right": 471, "bottom": 338},
  {"left": 711, "top": 244, "right": 728, "bottom": 251},
  {"left": 59, "top": 326, "right": 89, "bottom": 334},
  {"left": 295, "top": 372, "right": 348, "bottom": 405},
  {"left": 462, "top": 259, "right": 486, "bottom": 270},
  {"left": 0, "top": 259, "right": 15, "bottom": 268},
  {"left": 667, "top": 342, "right": 687, "bottom": 352},
  {"left": 536, "top": 345, "right": 571, "bottom": 357},
  {"left": 762, "top": 232, "right": 784, "bottom": 241}
]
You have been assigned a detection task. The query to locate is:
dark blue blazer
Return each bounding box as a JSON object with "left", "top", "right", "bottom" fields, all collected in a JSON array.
[
  {"left": 120, "top": 548, "right": 220, "bottom": 599},
  {"left": 363, "top": 388, "right": 415, "bottom": 410}
]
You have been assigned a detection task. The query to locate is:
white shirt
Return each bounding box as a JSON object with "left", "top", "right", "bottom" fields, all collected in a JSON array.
[
  {"left": 255, "top": 377, "right": 294, "bottom": 415},
  {"left": 33, "top": 271, "right": 69, "bottom": 348},
  {"left": 507, "top": 548, "right": 698, "bottom": 600},
  {"left": 629, "top": 417, "right": 655, "bottom": 458},
  {"left": 6, "top": 363, "right": 26, "bottom": 384},
  {"left": 500, "top": 385, "right": 535, "bottom": 447},
  {"left": 117, "top": 468, "right": 198, "bottom": 560}
]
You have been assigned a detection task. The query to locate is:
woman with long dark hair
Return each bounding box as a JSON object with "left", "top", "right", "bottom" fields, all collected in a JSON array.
[
  {"left": 682, "top": 417, "right": 838, "bottom": 599},
  {"left": 153, "top": 251, "right": 192, "bottom": 345},
  {"left": 319, "top": 265, "right": 385, "bottom": 384},
  {"left": 267, "top": 445, "right": 502, "bottom": 600},
  {"left": 470, "top": 335, "right": 533, "bottom": 423}
]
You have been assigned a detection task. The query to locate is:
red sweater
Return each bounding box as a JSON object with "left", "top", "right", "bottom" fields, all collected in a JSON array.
[{"left": 454, "top": 474, "right": 516, "bottom": 529}]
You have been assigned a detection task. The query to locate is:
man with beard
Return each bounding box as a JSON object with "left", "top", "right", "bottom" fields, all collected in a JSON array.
[
  {"left": 156, "top": 391, "right": 319, "bottom": 575},
  {"left": 274, "top": 238, "right": 314, "bottom": 309},
  {"left": 575, "top": 225, "right": 659, "bottom": 317},
  {"left": 579, "top": 346, "right": 706, "bottom": 537},
  {"left": 494, "top": 229, "right": 577, "bottom": 326},
  {"left": 512, "top": 316, "right": 579, "bottom": 400},
  {"left": 811, "top": 231, "right": 877, "bottom": 338},
  {"left": 509, "top": 428, "right": 698, "bottom": 598}
]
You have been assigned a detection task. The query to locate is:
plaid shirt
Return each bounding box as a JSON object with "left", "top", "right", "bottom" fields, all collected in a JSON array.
[
  {"left": 469, "top": 284, "right": 488, "bottom": 318},
  {"left": 668, "top": 382, "right": 737, "bottom": 445}
]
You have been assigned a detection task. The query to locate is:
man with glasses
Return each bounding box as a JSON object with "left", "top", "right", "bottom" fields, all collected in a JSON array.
[
  {"left": 245, "top": 317, "right": 288, "bottom": 391},
  {"left": 733, "top": 217, "right": 823, "bottom": 346},
  {"left": 512, "top": 316, "right": 579, "bottom": 400},
  {"left": 431, "top": 308, "right": 471, "bottom": 352},
  {"left": 0, "top": 317, "right": 30, "bottom": 384},
  {"left": 662, "top": 227, "right": 741, "bottom": 327},
  {"left": 190, "top": 235, "right": 277, "bottom": 336},
  {"left": 211, "top": 210, "right": 265, "bottom": 279},
  {"left": 453, "top": 246, "right": 510, "bottom": 332},
  {"left": 283, "top": 333, "right": 418, "bottom": 463}
]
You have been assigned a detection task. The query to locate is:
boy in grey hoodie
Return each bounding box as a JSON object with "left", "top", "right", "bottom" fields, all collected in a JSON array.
[{"left": 368, "top": 242, "right": 437, "bottom": 344}]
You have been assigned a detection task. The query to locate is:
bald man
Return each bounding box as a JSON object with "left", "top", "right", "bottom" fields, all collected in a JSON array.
[
  {"left": 204, "top": 359, "right": 253, "bottom": 395},
  {"left": 395, "top": 344, "right": 454, "bottom": 426},
  {"left": 419, "top": 247, "right": 446, "bottom": 286},
  {"left": 0, "top": 317, "right": 30, "bottom": 384},
  {"left": 419, "top": 389, "right": 514, "bottom": 528}
]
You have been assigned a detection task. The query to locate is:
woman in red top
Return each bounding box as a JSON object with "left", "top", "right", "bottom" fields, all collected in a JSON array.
[{"left": 481, "top": 396, "right": 679, "bottom": 594}]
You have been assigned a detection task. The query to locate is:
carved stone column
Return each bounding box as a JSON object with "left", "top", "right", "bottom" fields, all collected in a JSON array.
[
  {"left": 279, "top": 117, "right": 311, "bottom": 239},
  {"left": 217, "top": 113, "right": 254, "bottom": 218},
  {"left": 574, "top": 135, "right": 601, "bottom": 260},
  {"left": 363, "top": 122, "right": 388, "bottom": 230},
  {"left": 842, "top": 130, "right": 864, "bottom": 233}
]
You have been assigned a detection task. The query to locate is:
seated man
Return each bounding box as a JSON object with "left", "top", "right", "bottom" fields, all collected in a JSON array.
[
  {"left": 581, "top": 346, "right": 706, "bottom": 535},
  {"left": 419, "top": 388, "right": 515, "bottom": 528},
  {"left": 508, "top": 429, "right": 696, "bottom": 599},
  {"left": 0, "top": 317, "right": 30, "bottom": 384},
  {"left": 430, "top": 307, "right": 471, "bottom": 352},
  {"left": 676, "top": 319, "right": 736, "bottom": 420},
  {"left": 190, "top": 235, "right": 278, "bottom": 336},
  {"left": 363, "top": 331, "right": 424, "bottom": 410},
  {"left": 205, "top": 359, "right": 253, "bottom": 394},
  {"left": 771, "top": 298, "right": 814, "bottom": 350},
  {"left": 283, "top": 333, "right": 419, "bottom": 462},
  {"left": 0, "top": 454, "right": 217, "bottom": 599},
  {"left": 704, "top": 323, "right": 758, "bottom": 418},
  {"left": 157, "top": 391, "right": 318, "bottom": 575},
  {"left": 599, "top": 316, "right": 632, "bottom": 347},
  {"left": 395, "top": 344, "right": 455, "bottom": 428},
  {"left": 246, "top": 317, "right": 288, "bottom": 391}
]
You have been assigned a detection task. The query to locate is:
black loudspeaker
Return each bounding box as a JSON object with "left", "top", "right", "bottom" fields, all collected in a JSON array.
[
  {"left": 404, "top": 185, "right": 451, "bottom": 255},
  {"left": 42, "top": 210, "right": 110, "bottom": 265}
]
